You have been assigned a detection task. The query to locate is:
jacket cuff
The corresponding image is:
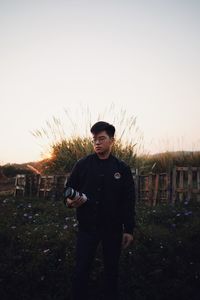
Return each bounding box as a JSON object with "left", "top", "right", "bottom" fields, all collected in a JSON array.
[{"left": 123, "top": 223, "right": 135, "bottom": 235}]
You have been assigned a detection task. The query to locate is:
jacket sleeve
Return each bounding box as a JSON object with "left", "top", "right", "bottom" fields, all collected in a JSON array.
[
  {"left": 122, "top": 165, "right": 136, "bottom": 234},
  {"left": 63, "top": 160, "right": 89, "bottom": 208},
  {"left": 63, "top": 161, "right": 81, "bottom": 208},
  {"left": 64, "top": 161, "right": 80, "bottom": 192}
]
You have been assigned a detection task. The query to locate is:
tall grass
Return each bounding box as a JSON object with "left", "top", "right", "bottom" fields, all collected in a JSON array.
[
  {"left": 32, "top": 105, "right": 144, "bottom": 173},
  {"left": 138, "top": 151, "right": 200, "bottom": 174},
  {"left": 32, "top": 105, "right": 200, "bottom": 175}
]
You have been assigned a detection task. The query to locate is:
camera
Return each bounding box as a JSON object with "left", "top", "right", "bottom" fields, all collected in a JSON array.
[{"left": 64, "top": 187, "right": 88, "bottom": 206}]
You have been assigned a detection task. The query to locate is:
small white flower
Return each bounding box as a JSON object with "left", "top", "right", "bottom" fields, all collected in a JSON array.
[{"left": 43, "top": 249, "right": 50, "bottom": 254}]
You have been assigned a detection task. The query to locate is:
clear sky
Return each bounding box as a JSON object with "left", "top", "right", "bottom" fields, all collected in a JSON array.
[{"left": 0, "top": 0, "right": 200, "bottom": 164}]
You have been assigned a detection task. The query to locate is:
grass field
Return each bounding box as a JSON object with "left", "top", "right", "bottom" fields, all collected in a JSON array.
[{"left": 0, "top": 196, "right": 200, "bottom": 300}]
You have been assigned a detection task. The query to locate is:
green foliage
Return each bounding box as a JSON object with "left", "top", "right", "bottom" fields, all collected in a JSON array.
[
  {"left": 32, "top": 106, "right": 200, "bottom": 175},
  {"left": 112, "top": 140, "right": 137, "bottom": 167},
  {"left": 126, "top": 200, "right": 200, "bottom": 300},
  {"left": 138, "top": 151, "right": 200, "bottom": 174},
  {"left": 42, "top": 137, "right": 94, "bottom": 174},
  {"left": 32, "top": 106, "right": 143, "bottom": 174},
  {"left": 0, "top": 196, "right": 76, "bottom": 300},
  {"left": 41, "top": 137, "right": 137, "bottom": 174},
  {"left": 0, "top": 196, "right": 200, "bottom": 300}
]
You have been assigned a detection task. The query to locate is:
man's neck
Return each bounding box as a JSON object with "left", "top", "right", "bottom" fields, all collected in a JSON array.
[{"left": 96, "top": 151, "right": 111, "bottom": 160}]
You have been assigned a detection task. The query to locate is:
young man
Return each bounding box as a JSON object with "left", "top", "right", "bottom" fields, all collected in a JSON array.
[{"left": 64, "top": 121, "right": 135, "bottom": 300}]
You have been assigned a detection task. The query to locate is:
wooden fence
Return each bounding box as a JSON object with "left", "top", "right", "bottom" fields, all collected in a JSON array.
[
  {"left": 172, "top": 166, "right": 200, "bottom": 204},
  {"left": 138, "top": 172, "right": 171, "bottom": 206},
  {"left": 14, "top": 166, "right": 200, "bottom": 205},
  {"left": 138, "top": 166, "right": 200, "bottom": 205},
  {"left": 14, "top": 174, "right": 67, "bottom": 199}
]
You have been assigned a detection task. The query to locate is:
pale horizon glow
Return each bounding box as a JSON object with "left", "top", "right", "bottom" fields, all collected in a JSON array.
[{"left": 0, "top": 0, "right": 200, "bottom": 164}]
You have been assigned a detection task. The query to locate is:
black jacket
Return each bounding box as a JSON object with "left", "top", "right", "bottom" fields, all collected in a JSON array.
[{"left": 64, "top": 153, "right": 135, "bottom": 234}]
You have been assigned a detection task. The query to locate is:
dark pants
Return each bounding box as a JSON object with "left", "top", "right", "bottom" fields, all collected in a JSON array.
[{"left": 72, "top": 227, "right": 123, "bottom": 300}]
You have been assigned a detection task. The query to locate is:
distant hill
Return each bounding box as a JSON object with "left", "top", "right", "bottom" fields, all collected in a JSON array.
[{"left": 0, "top": 160, "right": 48, "bottom": 177}]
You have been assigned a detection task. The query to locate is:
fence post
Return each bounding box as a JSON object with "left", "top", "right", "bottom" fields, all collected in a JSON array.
[
  {"left": 132, "top": 168, "right": 139, "bottom": 203},
  {"left": 153, "top": 174, "right": 159, "bottom": 206},
  {"left": 148, "top": 173, "right": 153, "bottom": 206},
  {"left": 179, "top": 168, "right": 184, "bottom": 202},
  {"left": 172, "top": 167, "right": 177, "bottom": 204},
  {"left": 188, "top": 167, "right": 192, "bottom": 202}
]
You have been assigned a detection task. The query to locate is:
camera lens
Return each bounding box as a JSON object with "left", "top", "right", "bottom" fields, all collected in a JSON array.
[
  {"left": 64, "top": 187, "right": 75, "bottom": 199},
  {"left": 64, "top": 187, "right": 88, "bottom": 206}
]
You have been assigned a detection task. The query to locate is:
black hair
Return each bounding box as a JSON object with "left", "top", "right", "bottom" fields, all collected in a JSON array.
[{"left": 90, "top": 121, "right": 115, "bottom": 137}]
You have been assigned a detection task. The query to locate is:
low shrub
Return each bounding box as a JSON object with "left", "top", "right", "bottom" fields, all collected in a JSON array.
[{"left": 0, "top": 196, "right": 199, "bottom": 300}]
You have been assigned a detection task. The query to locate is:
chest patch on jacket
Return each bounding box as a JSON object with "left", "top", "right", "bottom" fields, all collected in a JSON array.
[{"left": 114, "top": 172, "right": 121, "bottom": 179}]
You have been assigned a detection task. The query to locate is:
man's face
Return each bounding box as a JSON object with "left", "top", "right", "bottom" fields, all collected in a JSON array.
[{"left": 92, "top": 130, "right": 114, "bottom": 155}]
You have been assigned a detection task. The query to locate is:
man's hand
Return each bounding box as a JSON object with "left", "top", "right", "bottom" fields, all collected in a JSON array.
[
  {"left": 66, "top": 196, "right": 87, "bottom": 208},
  {"left": 122, "top": 233, "right": 134, "bottom": 249}
]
